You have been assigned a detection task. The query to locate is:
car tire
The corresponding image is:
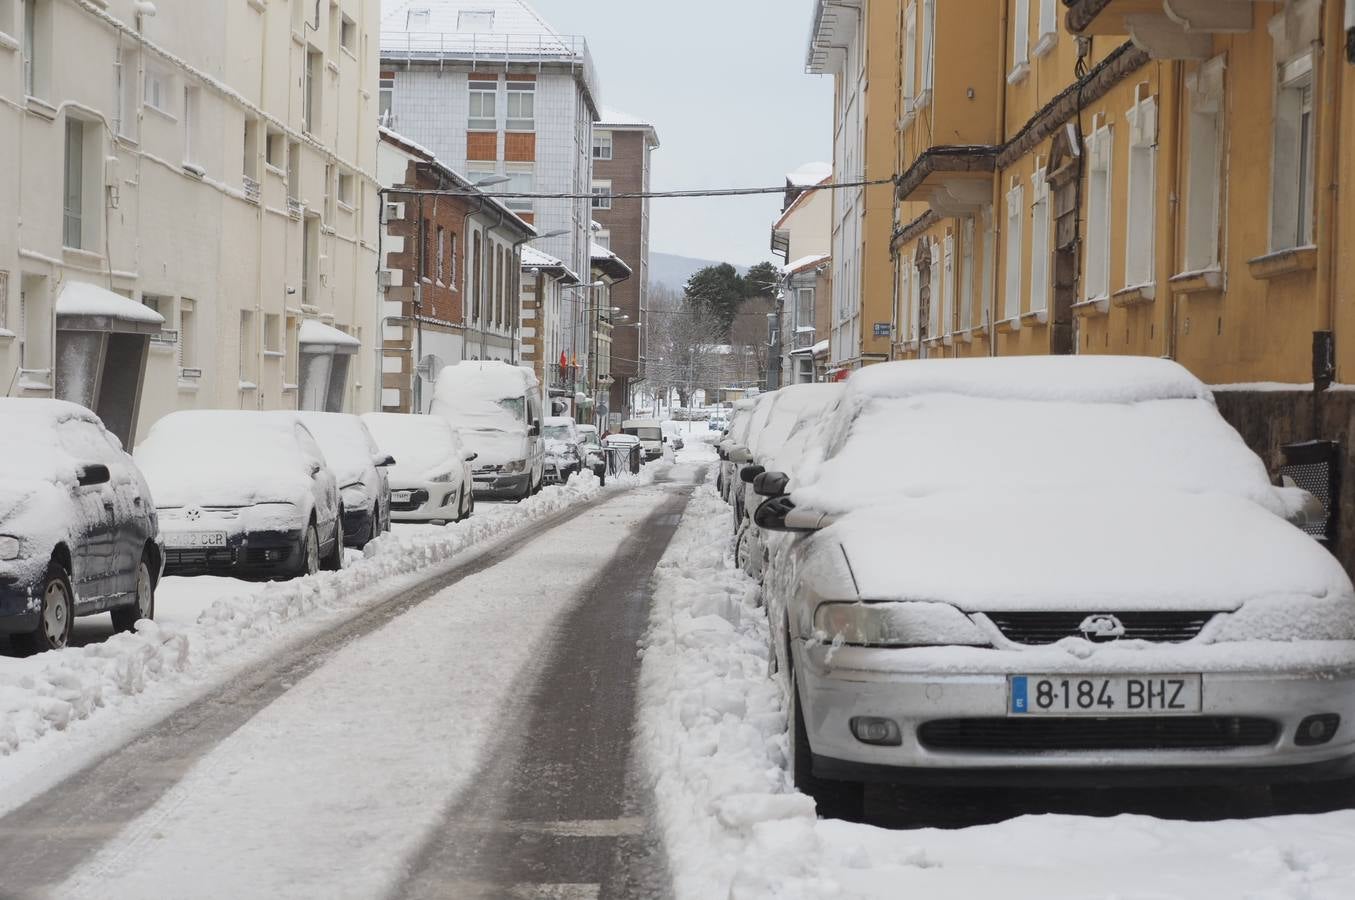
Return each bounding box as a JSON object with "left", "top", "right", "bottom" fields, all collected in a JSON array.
[
  {"left": 14, "top": 560, "right": 75, "bottom": 655},
  {"left": 788, "top": 658, "right": 864, "bottom": 822},
  {"left": 321, "top": 513, "right": 344, "bottom": 571},
  {"left": 111, "top": 552, "right": 156, "bottom": 633},
  {"left": 298, "top": 523, "right": 321, "bottom": 578}
]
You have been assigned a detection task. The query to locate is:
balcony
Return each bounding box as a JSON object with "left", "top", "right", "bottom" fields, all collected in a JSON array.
[
  {"left": 895, "top": 146, "right": 998, "bottom": 216},
  {"left": 1063, "top": 0, "right": 1258, "bottom": 58}
]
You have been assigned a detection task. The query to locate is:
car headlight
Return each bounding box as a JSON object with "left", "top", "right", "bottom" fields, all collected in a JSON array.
[
  {"left": 502, "top": 459, "right": 528, "bottom": 474},
  {"left": 813, "top": 601, "right": 990, "bottom": 648},
  {"left": 0, "top": 536, "right": 22, "bottom": 561}
]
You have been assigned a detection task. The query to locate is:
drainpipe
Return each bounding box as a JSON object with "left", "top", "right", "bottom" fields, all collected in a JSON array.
[
  {"left": 1158, "top": 60, "right": 1183, "bottom": 362},
  {"left": 989, "top": 0, "right": 1009, "bottom": 357},
  {"left": 1312, "top": 0, "right": 1345, "bottom": 390}
]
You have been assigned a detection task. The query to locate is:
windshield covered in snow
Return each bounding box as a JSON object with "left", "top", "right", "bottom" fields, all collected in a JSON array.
[
  {"left": 623, "top": 426, "right": 662, "bottom": 441},
  {"left": 296, "top": 414, "right": 377, "bottom": 484},
  {"left": 360, "top": 414, "right": 457, "bottom": 481},
  {"left": 543, "top": 425, "right": 573, "bottom": 441}
]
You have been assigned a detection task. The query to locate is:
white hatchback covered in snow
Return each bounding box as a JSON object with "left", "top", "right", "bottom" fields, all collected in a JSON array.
[
  {"left": 754, "top": 356, "right": 1355, "bottom": 817},
  {"left": 135, "top": 411, "right": 343, "bottom": 579},
  {"left": 360, "top": 413, "right": 476, "bottom": 525}
]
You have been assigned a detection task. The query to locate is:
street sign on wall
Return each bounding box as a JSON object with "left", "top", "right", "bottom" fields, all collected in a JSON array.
[{"left": 873, "top": 323, "right": 891, "bottom": 338}]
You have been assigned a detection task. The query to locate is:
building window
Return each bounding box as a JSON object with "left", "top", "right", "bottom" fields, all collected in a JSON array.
[
  {"left": 796, "top": 287, "right": 814, "bottom": 331},
  {"left": 959, "top": 216, "right": 975, "bottom": 330},
  {"left": 287, "top": 140, "right": 301, "bottom": 203},
  {"left": 448, "top": 232, "right": 457, "bottom": 286},
  {"left": 468, "top": 77, "right": 497, "bottom": 131},
  {"left": 1010, "top": 0, "right": 1031, "bottom": 81},
  {"left": 0, "top": 270, "right": 7, "bottom": 333},
  {"left": 379, "top": 73, "right": 395, "bottom": 126},
  {"left": 266, "top": 127, "right": 285, "bottom": 169},
  {"left": 340, "top": 14, "right": 356, "bottom": 53},
  {"left": 1036, "top": 0, "right": 1058, "bottom": 55},
  {"left": 594, "top": 229, "right": 611, "bottom": 250},
  {"left": 1085, "top": 122, "right": 1113, "bottom": 301},
  {"left": 238, "top": 310, "right": 257, "bottom": 385},
  {"left": 304, "top": 48, "right": 322, "bottom": 135},
  {"left": 23, "top": 0, "right": 50, "bottom": 98},
  {"left": 472, "top": 232, "right": 482, "bottom": 322},
  {"left": 1003, "top": 183, "right": 1023, "bottom": 321},
  {"left": 458, "top": 10, "right": 494, "bottom": 31},
  {"left": 506, "top": 80, "right": 535, "bottom": 131},
  {"left": 927, "top": 241, "right": 941, "bottom": 337},
  {"left": 183, "top": 86, "right": 200, "bottom": 166},
  {"left": 591, "top": 179, "right": 612, "bottom": 210},
  {"left": 980, "top": 205, "right": 995, "bottom": 327},
  {"left": 338, "top": 170, "right": 354, "bottom": 208},
  {"left": 406, "top": 8, "right": 430, "bottom": 29},
  {"left": 115, "top": 44, "right": 140, "bottom": 140},
  {"left": 1271, "top": 53, "right": 1315, "bottom": 251},
  {"left": 902, "top": 3, "right": 917, "bottom": 110},
  {"left": 436, "top": 225, "right": 446, "bottom": 282},
  {"left": 303, "top": 215, "right": 319, "bottom": 305},
  {"left": 243, "top": 118, "right": 262, "bottom": 182},
  {"left": 179, "top": 299, "right": 198, "bottom": 372},
  {"left": 504, "top": 164, "right": 534, "bottom": 213},
  {"left": 1184, "top": 56, "right": 1226, "bottom": 272},
  {"left": 144, "top": 64, "right": 171, "bottom": 112},
  {"left": 920, "top": 0, "right": 936, "bottom": 94},
  {"left": 1029, "top": 169, "right": 1050, "bottom": 313},
  {"left": 593, "top": 130, "right": 613, "bottom": 160},
  {"left": 62, "top": 118, "right": 99, "bottom": 250},
  {"left": 940, "top": 234, "right": 955, "bottom": 335},
  {"left": 264, "top": 312, "right": 282, "bottom": 353},
  {"left": 898, "top": 260, "right": 912, "bottom": 341},
  {"left": 1125, "top": 95, "right": 1158, "bottom": 288}
]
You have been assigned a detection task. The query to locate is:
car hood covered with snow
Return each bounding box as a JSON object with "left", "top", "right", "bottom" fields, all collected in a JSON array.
[
  {"left": 0, "top": 480, "right": 76, "bottom": 584},
  {"left": 821, "top": 489, "right": 1354, "bottom": 614},
  {"left": 461, "top": 429, "right": 528, "bottom": 467}
]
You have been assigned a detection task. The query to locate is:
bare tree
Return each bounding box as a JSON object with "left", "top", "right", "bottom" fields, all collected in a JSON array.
[{"left": 646, "top": 283, "right": 726, "bottom": 408}]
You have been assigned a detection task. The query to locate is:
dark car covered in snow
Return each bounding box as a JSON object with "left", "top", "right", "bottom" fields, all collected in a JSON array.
[{"left": 0, "top": 400, "right": 162, "bottom": 653}]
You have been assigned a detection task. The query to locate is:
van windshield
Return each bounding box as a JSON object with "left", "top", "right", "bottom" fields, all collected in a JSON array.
[
  {"left": 496, "top": 397, "right": 526, "bottom": 421},
  {"left": 624, "top": 427, "right": 662, "bottom": 441}
]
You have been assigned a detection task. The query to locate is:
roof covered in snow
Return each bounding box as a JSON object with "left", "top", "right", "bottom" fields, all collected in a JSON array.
[
  {"left": 521, "top": 246, "right": 580, "bottom": 283},
  {"left": 299, "top": 319, "right": 362, "bottom": 351},
  {"left": 786, "top": 162, "right": 832, "bottom": 187},
  {"left": 590, "top": 242, "right": 632, "bottom": 281},
  {"left": 55, "top": 281, "right": 165, "bottom": 327},
  {"left": 597, "top": 106, "right": 660, "bottom": 146},
  {"left": 783, "top": 253, "right": 830, "bottom": 276}
]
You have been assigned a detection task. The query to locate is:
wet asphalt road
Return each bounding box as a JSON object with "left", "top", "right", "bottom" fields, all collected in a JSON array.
[{"left": 0, "top": 468, "right": 702, "bottom": 900}]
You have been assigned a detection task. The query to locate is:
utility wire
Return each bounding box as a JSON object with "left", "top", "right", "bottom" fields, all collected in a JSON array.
[{"left": 380, "top": 178, "right": 895, "bottom": 202}]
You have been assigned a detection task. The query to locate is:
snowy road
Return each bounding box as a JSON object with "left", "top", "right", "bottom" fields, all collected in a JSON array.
[{"left": 0, "top": 464, "right": 705, "bottom": 899}]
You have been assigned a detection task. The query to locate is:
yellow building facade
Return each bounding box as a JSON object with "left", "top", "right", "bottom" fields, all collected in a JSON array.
[{"left": 881, "top": 0, "right": 1355, "bottom": 569}]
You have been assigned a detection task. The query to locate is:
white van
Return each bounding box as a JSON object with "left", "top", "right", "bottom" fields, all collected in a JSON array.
[
  {"left": 621, "top": 418, "right": 665, "bottom": 461},
  {"left": 430, "top": 362, "right": 545, "bottom": 501}
]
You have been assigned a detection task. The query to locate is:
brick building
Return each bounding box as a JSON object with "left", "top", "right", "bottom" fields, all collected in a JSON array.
[
  {"left": 590, "top": 108, "right": 660, "bottom": 419},
  {"left": 377, "top": 129, "right": 534, "bottom": 413}
]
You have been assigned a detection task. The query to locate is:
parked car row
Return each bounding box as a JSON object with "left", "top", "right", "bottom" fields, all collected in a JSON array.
[{"left": 716, "top": 357, "right": 1355, "bottom": 819}]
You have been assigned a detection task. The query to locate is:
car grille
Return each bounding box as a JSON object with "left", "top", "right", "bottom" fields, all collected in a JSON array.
[
  {"left": 917, "top": 717, "right": 1279, "bottom": 752},
  {"left": 166, "top": 548, "right": 236, "bottom": 568},
  {"left": 985, "top": 611, "right": 1217, "bottom": 645},
  {"left": 390, "top": 490, "right": 430, "bottom": 512}
]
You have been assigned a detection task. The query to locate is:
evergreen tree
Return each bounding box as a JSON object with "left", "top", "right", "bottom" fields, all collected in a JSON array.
[{"left": 683, "top": 264, "right": 745, "bottom": 337}]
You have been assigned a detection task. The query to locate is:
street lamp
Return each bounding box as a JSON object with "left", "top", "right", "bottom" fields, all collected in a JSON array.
[{"left": 473, "top": 175, "right": 511, "bottom": 188}]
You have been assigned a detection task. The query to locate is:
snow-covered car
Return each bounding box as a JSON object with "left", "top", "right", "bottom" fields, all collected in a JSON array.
[
  {"left": 431, "top": 362, "right": 545, "bottom": 501},
  {"left": 577, "top": 424, "right": 606, "bottom": 480},
  {"left": 621, "top": 419, "right": 665, "bottom": 462},
  {"left": 716, "top": 399, "right": 759, "bottom": 501},
  {"left": 0, "top": 400, "right": 161, "bottom": 653},
  {"left": 360, "top": 413, "right": 476, "bottom": 524},
  {"left": 756, "top": 356, "right": 1355, "bottom": 819},
  {"left": 295, "top": 412, "right": 394, "bottom": 549},
  {"left": 718, "top": 395, "right": 776, "bottom": 513},
  {"left": 135, "top": 411, "right": 343, "bottom": 580},
  {"left": 731, "top": 383, "right": 844, "bottom": 578},
  {"left": 542, "top": 416, "right": 585, "bottom": 483}
]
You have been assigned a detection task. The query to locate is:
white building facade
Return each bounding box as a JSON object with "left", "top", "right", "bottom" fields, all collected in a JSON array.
[
  {"left": 379, "top": 0, "right": 599, "bottom": 287},
  {"left": 0, "top": 0, "right": 381, "bottom": 442}
]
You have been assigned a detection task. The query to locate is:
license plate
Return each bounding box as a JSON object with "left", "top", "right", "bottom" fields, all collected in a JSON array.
[
  {"left": 164, "top": 531, "right": 228, "bottom": 549},
  {"left": 1009, "top": 675, "right": 1202, "bottom": 716},
  {"left": 391, "top": 491, "right": 413, "bottom": 503}
]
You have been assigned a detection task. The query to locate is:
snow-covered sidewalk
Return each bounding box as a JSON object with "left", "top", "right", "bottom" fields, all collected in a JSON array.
[
  {"left": 638, "top": 477, "right": 1355, "bottom": 899},
  {"left": 0, "top": 473, "right": 630, "bottom": 815}
]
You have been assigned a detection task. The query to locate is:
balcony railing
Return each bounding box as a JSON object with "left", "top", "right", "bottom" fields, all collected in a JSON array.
[{"left": 380, "top": 31, "right": 599, "bottom": 109}]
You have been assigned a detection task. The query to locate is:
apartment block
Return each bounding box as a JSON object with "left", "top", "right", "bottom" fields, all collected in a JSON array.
[
  {"left": 0, "top": 0, "right": 381, "bottom": 443},
  {"left": 590, "top": 107, "right": 659, "bottom": 419}
]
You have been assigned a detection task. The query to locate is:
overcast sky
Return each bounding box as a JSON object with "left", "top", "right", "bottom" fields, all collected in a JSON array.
[{"left": 525, "top": 0, "right": 833, "bottom": 267}]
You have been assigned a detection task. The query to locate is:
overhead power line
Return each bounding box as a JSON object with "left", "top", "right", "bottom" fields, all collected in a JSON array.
[{"left": 381, "top": 178, "right": 894, "bottom": 202}]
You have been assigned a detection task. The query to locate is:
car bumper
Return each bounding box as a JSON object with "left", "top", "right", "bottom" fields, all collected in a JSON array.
[
  {"left": 794, "top": 641, "right": 1355, "bottom": 786},
  {"left": 543, "top": 460, "right": 579, "bottom": 484},
  {"left": 472, "top": 473, "right": 531, "bottom": 499},
  {"left": 389, "top": 485, "right": 460, "bottom": 523},
  {"left": 0, "top": 576, "right": 40, "bottom": 634},
  {"left": 162, "top": 529, "right": 306, "bottom": 578},
  {"left": 342, "top": 506, "right": 376, "bottom": 546}
]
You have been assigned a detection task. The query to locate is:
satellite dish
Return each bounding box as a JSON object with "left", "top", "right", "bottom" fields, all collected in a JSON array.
[{"left": 416, "top": 354, "right": 445, "bottom": 382}]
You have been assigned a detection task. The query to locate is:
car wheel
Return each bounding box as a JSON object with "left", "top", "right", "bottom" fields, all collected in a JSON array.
[
  {"left": 111, "top": 552, "right": 156, "bottom": 633},
  {"left": 368, "top": 503, "right": 382, "bottom": 546},
  {"left": 466, "top": 490, "right": 475, "bottom": 518},
  {"left": 321, "top": 513, "right": 344, "bottom": 571},
  {"left": 299, "top": 523, "right": 321, "bottom": 578},
  {"left": 734, "top": 521, "right": 752, "bottom": 572},
  {"left": 787, "top": 657, "right": 864, "bottom": 822},
  {"left": 14, "top": 560, "right": 75, "bottom": 655}
]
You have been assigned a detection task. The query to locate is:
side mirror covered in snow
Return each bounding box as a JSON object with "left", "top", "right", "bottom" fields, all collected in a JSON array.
[
  {"left": 754, "top": 496, "right": 831, "bottom": 533},
  {"left": 464, "top": 451, "right": 479, "bottom": 462},
  {"left": 740, "top": 465, "right": 766, "bottom": 484},
  {"left": 727, "top": 445, "right": 753, "bottom": 464},
  {"left": 76, "top": 464, "right": 111, "bottom": 487},
  {"left": 373, "top": 454, "right": 396, "bottom": 468},
  {"left": 753, "top": 471, "right": 789, "bottom": 497}
]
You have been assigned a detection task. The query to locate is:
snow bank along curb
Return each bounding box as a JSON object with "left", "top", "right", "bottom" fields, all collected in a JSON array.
[{"left": 0, "top": 472, "right": 630, "bottom": 760}]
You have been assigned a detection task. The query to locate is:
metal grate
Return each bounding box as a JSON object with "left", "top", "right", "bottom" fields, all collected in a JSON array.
[
  {"left": 166, "top": 549, "right": 236, "bottom": 569},
  {"left": 1281, "top": 440, "right": 1340, "bottom": 544},
  {"left": 918, "top": 717, "right": 1280, "bottom": 752},
  {"left": 986, "top": 611, "right": 1216, "bottom": 645}
]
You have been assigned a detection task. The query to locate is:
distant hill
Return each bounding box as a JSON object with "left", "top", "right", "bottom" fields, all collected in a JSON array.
[{"left": 649, "top": 252, "right": 748, "bottom": 292}]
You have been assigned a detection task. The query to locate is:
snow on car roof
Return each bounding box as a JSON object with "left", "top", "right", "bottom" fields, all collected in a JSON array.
[
  {"left": 295, "top": 412, "right": 378, "bottom": 485},
  {"left": 360, "top": 413, "right": 461, "bottom": 481},
  {"left": 134, "top": 411, "right": 319, "bottom": 509},
  {"left": 543, "top": 416, "right": 576, "bottom": 427},
  {"left": 431, "top": 361, "right": 539, "bottom": 433},
  {"left": 846, "top": 355, "right": 1210, "bottom": 405},
  {"left": 0, "top": 399, "right": 110, "bottom": 485},
  {"left": 749, "top": 383, "right": 844, "bottom": 468}
]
